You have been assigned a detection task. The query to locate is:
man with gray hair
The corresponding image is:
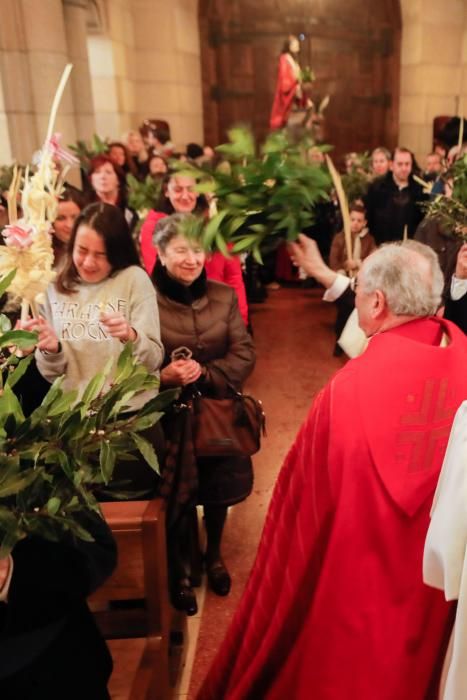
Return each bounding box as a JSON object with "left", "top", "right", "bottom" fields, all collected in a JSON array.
[{"left": 199, "top": 238, "right": 467, "bottom": 700}]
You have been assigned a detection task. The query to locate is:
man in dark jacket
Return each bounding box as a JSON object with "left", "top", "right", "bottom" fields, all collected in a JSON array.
[
  {"left": 365, "top": 147, "right": 426, "bottom": 244},
  {"left": 414, "top": 216, "right": 461, "bottom": 280}
]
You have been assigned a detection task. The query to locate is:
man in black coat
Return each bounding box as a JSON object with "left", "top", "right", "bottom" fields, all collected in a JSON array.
[
  {"left": 0, "top": 512, "right": 117, "bottom": 699},
  {"left": 365, "top": 148, "right": 427, "bottom": 244}
]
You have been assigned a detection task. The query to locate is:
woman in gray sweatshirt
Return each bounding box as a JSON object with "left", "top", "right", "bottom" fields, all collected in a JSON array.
[{"left": 24, "top": 202, "right": 164, "bottom": 491}]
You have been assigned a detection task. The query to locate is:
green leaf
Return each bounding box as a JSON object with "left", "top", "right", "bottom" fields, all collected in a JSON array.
[
  {"left": 108, "top": 390, "right": 138, "bottom": 417},
  {"left": 130, "top": 432, "right": 160, "bottom": 474},
  {"left": 0, "top": 269, "right": 17, "bottom": 298},
  {"left": 202, "top": 210, "right": 228, "bottom": 249},
  {"left": 47, "top": 390, "right": 78, "bottom": 417},
  {"left": 0, "top": 329, "right": 37, "bottom": 349},
  {"left": 195, "top": 179, "right": 216, "bottom": 194},
  {"left": 81, "top": 358, "right": 112, "bottom": 405},
  {"left": 232, "top": 235, "right": 259, "bottom": 253},
  {"left": 0, "top": 506, "right": 19, "bottom": 529},
  {"left": 114, "top": 343, "right": 134, "bottom": 383},
  {"left": 58, "top": 409, "right": 83, "bottom": 440},
  {"left": 227, "top": 215, "right": 247, "bottom": 236},
  {"left": 215, "top": 232, "right": 229, "bottom": 256},
  {"left": 252, "top": 245, "right": 263, "bottom": 264},
  {"left": 0, "top": 469, "right": 39, "bottom": 498},
  {"left": 0, "top": 383, "right": 25, "bottom": 424},
  {"left": 0, "top": 314, "right": 12, "bottom": 333},
  {"left": 67, "top": 521, "right": 95, "bottom": 542},
  {"left": 130, "top": 411, "right": 164, "bottom": 432},
  {"left": 137, "top": 388, "right": 180, "bottom": 414},
  {"left": 248, "top": 223, "right": 266, "bottom": 233},
  {"left": 6, "top": 353, "right": 34, "bottom": 389},
  {"left": 99, "top": 440, "right": 116, "bottom": 484},
  {"left": 43, "top": 448, "right": 74, "bottom": 481},
  {"left": 47, "top": 497, "right": 61, "bottom": 516},
  {"left": 226, "top": 192, "right": 249, "bottom": 207},
  {"left": 41, "top": 377, "right": 65, "bottom": 410},
  {"left": 0, "top": 527, "right": 21, "bottom": 557}
]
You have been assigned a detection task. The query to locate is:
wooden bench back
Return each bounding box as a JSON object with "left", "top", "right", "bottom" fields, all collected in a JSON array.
[{"left": 89, "top": 499, "right": 179, "bottom": 699}]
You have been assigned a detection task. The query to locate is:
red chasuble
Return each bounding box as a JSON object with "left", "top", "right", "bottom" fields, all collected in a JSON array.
[{"left": 198, "top": 317, "right": 467, "bottom": 700}]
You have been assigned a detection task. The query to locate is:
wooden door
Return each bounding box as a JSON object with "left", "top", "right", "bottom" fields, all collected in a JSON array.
[{"left": 198, "top": 0, "right": 401, "bottom": 163}]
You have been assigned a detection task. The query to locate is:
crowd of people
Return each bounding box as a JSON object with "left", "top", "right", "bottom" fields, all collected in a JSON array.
[{"left": 0, "top": 118, "right": 466, "bottom": 699}]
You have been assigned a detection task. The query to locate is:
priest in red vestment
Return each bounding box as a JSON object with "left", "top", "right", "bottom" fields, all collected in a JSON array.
[{"left": 198, "top": 240, "right": 467, "bottom": 700}]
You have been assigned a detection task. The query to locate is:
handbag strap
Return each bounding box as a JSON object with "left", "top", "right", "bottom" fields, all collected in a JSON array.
[
  {"left": 204, "top": 365, "right": 266, "bottom": 436},
  {"left": 204, "top": 363, "right": 243, "bottom": 397}
]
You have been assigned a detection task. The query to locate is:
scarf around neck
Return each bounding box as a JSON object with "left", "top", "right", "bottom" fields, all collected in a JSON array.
[{"left": 152, "top": 258, "right": 207, "bottom": 305}]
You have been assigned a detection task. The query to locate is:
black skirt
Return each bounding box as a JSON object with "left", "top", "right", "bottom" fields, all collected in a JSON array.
[{"left": 197, "top": 455, "right": 253, "bottom": 506}]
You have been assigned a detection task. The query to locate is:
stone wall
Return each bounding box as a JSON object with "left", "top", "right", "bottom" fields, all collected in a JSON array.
[
  {"left": 132, "top": 0, "right": 203, "bottom": 146},
  {"left": 87, "top": 0, "right": 203, "bottom": 146},
  {"left": 87, "top": 0, "right": 135, "bottom": 138},
  {"left": 399, "top": 0, "right": 467, "bottom": 162},
  {"left": 0, "top": 0, "right": 203, "bottom": 165},
  {"left": 0, "top": 0, "right": 80, "bottom": 164},
  {"left": 0, "top": 0, "right": 96, "bottom": 169}
]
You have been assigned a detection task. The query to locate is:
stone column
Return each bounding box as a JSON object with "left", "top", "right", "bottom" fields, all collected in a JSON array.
[
  {"left": 0, "top": 0, "right": 38, "bottom": 163},
  {"left": 19, "top": 0, "right": 77, "bottom": 150},
  {"left": 131, "top": 0, "right": 203, "bottom": 147},
  {"left": 87, "top": 0, "right": 134, "bottom": 139},
  {"left": 63, "top": 0, "right": 96, "bottom": 140},
  {"left": 399, "top": 0, "right": 466, "bottom": 161}
]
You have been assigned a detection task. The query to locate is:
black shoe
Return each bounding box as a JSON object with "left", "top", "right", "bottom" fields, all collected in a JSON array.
[
  {"left": 206, "top": 560, "right": 231, "bottom": 596},
  {"left": 171, "top": 578, "right": 198, "bottom": 615},
  {"left": 190, "top": 572, "right": 202, "bottom": 587}
]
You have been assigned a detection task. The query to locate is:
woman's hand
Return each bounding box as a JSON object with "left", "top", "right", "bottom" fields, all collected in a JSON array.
[
  {"left": 100, "top": 312, "right": 137, "bottom": 343},
  {"left": 455, "top": 243, "right": 467, "bottom": 279},
  {"left": 160, "top": 359, "right": 202, "bottom": 386},
  {"left": 21, "top": 316, "right": 60, "bottom": 353}
]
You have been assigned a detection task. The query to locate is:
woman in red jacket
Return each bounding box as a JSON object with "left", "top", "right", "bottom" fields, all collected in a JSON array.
[{"left": 139, "top": 172, "right": 249, "bottom": 325}]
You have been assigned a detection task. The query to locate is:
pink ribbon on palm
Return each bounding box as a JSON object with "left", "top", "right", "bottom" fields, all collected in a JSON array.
[
  {"left": 46, "top": 133, "right": 79, "bottom": 166},
  {"left": 2, "top": 223, "right": 35, "bottom": 249}
]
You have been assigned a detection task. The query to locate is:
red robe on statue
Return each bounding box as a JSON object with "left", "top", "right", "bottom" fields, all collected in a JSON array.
[
  {"left": 270, "top": 53, "right": 301, "bottom": 130},
  {"left": 198, "top": 317, "right": 467, "bottom": 700}
]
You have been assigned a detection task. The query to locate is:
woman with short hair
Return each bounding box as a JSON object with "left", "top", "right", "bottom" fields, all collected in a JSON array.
[{"left": 153, "top": 212, "right": 255, "bottom": 615}]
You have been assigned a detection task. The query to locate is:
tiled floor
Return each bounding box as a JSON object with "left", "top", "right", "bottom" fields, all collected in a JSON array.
[{"left": 174, "top": 581, "right": 207, "bottom": 698}]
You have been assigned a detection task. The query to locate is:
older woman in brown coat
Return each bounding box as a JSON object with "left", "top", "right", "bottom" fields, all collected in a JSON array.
[{"left": 152, "top": 213, "right": 255, "bottom": 615}]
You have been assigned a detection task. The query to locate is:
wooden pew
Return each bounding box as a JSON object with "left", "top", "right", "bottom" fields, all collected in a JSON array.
[{"left": 89, "top": 499, "right": 186, "bottom": 700}]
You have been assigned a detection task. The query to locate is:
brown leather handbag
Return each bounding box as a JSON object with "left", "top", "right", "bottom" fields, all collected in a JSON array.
[{"left": 191, "top": 389, "right": 265, "bottom": 458}]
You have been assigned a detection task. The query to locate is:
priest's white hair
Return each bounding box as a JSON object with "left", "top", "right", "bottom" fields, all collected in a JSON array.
[{"left": 360, "top": 240, "right": 444, "bottom": 317}]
